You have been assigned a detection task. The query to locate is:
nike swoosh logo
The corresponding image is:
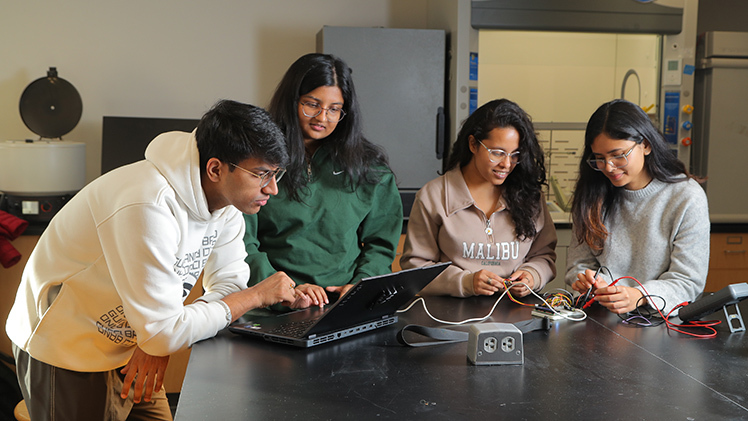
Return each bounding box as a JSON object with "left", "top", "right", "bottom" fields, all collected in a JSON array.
[{"left": 333, "top": 170, "right": 344, "bottom": 175}]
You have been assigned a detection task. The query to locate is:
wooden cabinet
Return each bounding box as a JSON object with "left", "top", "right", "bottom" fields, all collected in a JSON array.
[
  {"left": 706, "top": 233, "right": 748, "bottom": 292},
  {"left": 0, "top": 236, "right": 39, "bottom": 360}
]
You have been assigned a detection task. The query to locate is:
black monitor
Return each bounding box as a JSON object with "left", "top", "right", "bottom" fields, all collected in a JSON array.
[{"left": 101, "top": 116, "right": 200, "bottom": 174}]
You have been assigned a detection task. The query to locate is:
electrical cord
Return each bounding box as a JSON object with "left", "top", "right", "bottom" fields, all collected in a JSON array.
[
  {"left": 575, "top": 266, "right": 615, "bottom": 309},
  {"left": 399, "top": 267, "right": 721, "bottom": 338},
  {"left": 580, "top": 268, "right": 720, "bottom": 338},
  {"left": 665, "top": 303, "right": 720, "bottom": 338},
  {"left": 613, "top": 275, "right": 719, "bottom": 338},
  {"left": 398, "top": 281, "right": 587, "bottom": 324},
  {"left": 619, "top": 295, "right": 667, "bottom": 327},
  {"left": 541, "top": 288, "right": 575, "bottom": 309}
]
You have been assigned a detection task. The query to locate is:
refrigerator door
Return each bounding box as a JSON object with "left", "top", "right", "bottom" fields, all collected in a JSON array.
[
  {"left": 693, "top": 32, "right": 748, "bottom": 217},
  {"left": 317, "top": 26, "right": 447, "bottom": 191}
]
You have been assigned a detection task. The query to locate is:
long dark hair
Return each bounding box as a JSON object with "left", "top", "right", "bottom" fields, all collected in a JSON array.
[
  {"left": 571, "top": 99, "right": 691, "bottom": 253},
  {"left": 268, "top": 53, "right": 390, "bottom": 201},
  {"left": 446, "top": 99, "right": 546, "bottom": 240}
]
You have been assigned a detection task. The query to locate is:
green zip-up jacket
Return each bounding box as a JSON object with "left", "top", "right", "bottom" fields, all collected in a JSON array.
[{"left": 244, "top": 145, "right": 402, "bottom": 288}]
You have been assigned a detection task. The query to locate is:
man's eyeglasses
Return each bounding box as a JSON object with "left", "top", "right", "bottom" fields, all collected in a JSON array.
[
  {"left": 229, "top": 163, "right": 286, "bottom": 188},
  {"left": 587, "top": 144, "right": 637, "bottom": 171},
  {"left": 299, "top": 101, "right": 346, "bottom": 123},
  {"left": 477, "top": 140, "right": 521, "bottom": 164}
]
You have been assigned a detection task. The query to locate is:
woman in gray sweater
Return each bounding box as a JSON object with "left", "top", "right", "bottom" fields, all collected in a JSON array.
[{"left": 566, "top": 99, "right": 710, "bottom": 315}]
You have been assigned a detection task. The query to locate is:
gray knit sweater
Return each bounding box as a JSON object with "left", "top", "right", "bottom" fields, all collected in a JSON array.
[{"left": 565, "top": 177, "right": 710, "bottom": 314}]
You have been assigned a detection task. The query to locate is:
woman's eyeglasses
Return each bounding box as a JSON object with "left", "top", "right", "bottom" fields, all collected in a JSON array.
[
  {"left": 587, "top": 144, "right": 637, "bottom": 171},
  {"left": 299, "top": 101, "right": 346, "bottom": 123},
  {"left": 477, "top": 140, "right": 521, "bottom": 164}
]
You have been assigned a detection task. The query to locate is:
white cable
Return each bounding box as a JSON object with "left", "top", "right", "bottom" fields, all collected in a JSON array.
[{"left": 398, "top": 282, "right": 587, "bottom": 324}]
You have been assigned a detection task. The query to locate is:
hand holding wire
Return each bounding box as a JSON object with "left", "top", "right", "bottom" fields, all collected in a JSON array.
[
  {"left": 591, "top": 281, "right": 646, "bottom": 314},
  {"left": 505, "top": 270, "right": 535, "bottom": 297},
  {"left": 571, "top": 268, "right": 601, "bottom": 295},
  {"left": 472, "top": 269, "right": 503, "bottom": 296},
  {"left": 581, "top": 278, "right": 617, "bottom": 309}
]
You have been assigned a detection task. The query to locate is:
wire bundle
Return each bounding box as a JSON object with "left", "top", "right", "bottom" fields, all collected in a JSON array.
[
  {"left": 398, "top": 281, "right": 586, "bottom": 325},
  {"left": 575, "top": 266, "right": 720, "bottom": 338},
  {"left": 399, "top": 268, "right": 721, "bottom": 338}
]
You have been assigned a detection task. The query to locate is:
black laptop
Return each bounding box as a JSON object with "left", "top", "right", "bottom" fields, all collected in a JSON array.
[{"left": 229, "top": 262, "right": 449, "bottom": 348}]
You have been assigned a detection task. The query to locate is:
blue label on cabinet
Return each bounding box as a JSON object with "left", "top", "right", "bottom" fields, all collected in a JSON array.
[
  {"left": 469, "top": 52, "right": 478, "bottom": 81},
  {"left": 469, "top": 88, "right": 478, "bottom": 115},
  {"left": 663, "top": 91, "right": 680, "bottom": 145}
]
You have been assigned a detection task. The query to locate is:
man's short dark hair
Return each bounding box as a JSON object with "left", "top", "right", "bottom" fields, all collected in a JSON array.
[{"left": 196, "top": 100, "right": 288, "bottom": 172}]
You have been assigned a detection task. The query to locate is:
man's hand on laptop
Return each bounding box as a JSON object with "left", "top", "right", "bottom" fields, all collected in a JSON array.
[
  {"left": 291, "top": 283, "right": 329, "bottom": 309},
  {"left": 228, "top": 271, "right": 297, "bottom": 315}
]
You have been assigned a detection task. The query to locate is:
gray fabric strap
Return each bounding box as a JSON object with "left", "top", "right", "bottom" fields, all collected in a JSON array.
[
  {"left": 397, "top": 317, "right": 550, "bottom": 347},
  {"left": 396, "top": 324, "right": 470, "bottom": 347}
]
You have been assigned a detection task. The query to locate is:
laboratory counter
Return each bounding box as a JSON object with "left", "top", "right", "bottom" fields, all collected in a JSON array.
[{"left": 175, "top": 295, "right": 748, "bottom": 420}]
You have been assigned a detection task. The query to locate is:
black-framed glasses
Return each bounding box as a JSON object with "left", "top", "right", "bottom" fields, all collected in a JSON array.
[
  {"left": 587, "top": 144, "right": 637, "bottom": 171},
  {"left": 477, "top": 140, "right": 521, "bottom": 164},
  {"left": 229, "top": 163, "right": 286, "bottom": 188},
  {"left": 299, "top": 101, "right": 346, "bottom": 122}
]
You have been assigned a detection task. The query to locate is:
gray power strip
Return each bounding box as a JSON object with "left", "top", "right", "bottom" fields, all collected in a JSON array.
[{"left": 467, "top": 323, "right": 523, "bottom": 365}]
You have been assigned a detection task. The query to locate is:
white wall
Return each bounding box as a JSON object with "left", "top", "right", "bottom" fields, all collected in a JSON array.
[{"left": 0, "top": 0, "right": 428, "bottom": 183}]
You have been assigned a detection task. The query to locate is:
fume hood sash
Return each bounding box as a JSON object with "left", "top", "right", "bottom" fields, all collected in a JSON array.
[{"left": 471, "top": 0, "right": 683, "bottom": 35}]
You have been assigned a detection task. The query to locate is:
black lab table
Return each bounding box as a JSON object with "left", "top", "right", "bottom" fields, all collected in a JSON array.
[{"left": 175, "top": 295, "right": 748, "bottom": 420}]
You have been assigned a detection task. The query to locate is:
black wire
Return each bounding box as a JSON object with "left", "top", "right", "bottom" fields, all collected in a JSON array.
[
  {"left": 575, "top": 266, "right": 615, "bottom": 309},
  {"left": 617, "top": 295, "right": 667, "bottom": 327}
]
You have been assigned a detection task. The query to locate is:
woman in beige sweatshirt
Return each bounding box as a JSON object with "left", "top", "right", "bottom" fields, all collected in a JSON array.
[{"left": 401, "top": 99, "right": 556, "bottom": 298}]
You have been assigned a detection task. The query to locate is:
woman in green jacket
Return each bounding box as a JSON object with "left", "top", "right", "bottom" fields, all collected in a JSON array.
[{"left": 244, "top": 53, "right": 402, "bottom": 309}]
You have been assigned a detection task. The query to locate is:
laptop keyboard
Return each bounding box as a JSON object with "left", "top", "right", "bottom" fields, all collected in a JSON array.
[{"left": 269, "top": 319, "right": 318, "bottom": 337}]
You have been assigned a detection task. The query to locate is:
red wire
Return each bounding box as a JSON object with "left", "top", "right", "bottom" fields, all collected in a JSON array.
[
  {"left": 582, "top": 279, "right": 621, "bottom": 309},
  {"left": 664, "top": 302, "right": 719, "bottom": 338},
  {"left": 616, "top": 275, "right": 719, "bottom": 338},
  {"left": 503, "top": 279, "right": 535, "bottom": 307},
  {"left": 584, "top": 275, "right": 718, "bottom": 337}
]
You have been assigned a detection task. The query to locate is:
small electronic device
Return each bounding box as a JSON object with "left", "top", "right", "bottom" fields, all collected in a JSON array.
[
  {"left": 531, "top": 306, "right": 576, "bottom": 321},
  {"left": 678, "top": 283, "right": 748, "bottom": 321},
  {"left": 467, "top": 323, "right": 523, "bottom": 365},
  {"left": 678, "top": 283, "right": 748, "bottom": 332}
]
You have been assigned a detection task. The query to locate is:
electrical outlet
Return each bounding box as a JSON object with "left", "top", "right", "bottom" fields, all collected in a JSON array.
[
  {"left": 467, "top": 323, "right": 524, "bottom": 365},
  {"left": 501, "top": 336, "right": 515, "bottom": 352},
  {"left": 483, "top": 337, "right": 498, "bottom": 353}
]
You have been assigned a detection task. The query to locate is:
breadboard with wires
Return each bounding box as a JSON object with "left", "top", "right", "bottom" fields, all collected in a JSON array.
[{"left": 531, "top": 306, "right": 580, "bottom": 321}]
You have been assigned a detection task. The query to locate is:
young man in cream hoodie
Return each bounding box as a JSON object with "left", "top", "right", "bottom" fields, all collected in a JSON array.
[{"left": 7, "top": 100, "right": 297, "bottom": 420}]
